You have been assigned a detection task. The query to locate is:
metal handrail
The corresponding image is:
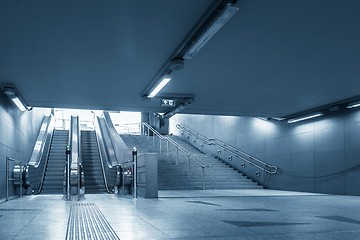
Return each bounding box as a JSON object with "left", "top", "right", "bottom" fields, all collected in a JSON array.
[
  {"left": 165, "top": 136, "right": 208, "bottom": 168},
  {"left": 142, "top": 122, "right": 209, "bottom": 190},
  {"left": 176, "top": 123, "right": 278, "bottom": 174},
  {"left": 142, "top": 122, "right": 207, "bottom": 167},
  {"left": 208, "top": 137, "right": 277, "bottom": 174}
]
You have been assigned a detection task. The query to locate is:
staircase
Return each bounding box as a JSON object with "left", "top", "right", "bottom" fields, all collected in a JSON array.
[
  {"left": 81, "top": 130, "right": 107, "bottom": 193},
  {"left": 41, "top": 130, "right": 68, "bottom": 194},
  {"left": 120, "top": 134, "right": 262, "bottom": 190}
]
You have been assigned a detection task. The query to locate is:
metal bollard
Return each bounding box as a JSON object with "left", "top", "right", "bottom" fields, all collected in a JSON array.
[
  {"left": 66, "top": 145, "right": 71, "bottom": 201},
  {"left": 132, "top": 147, "right": 137, "bottom": 198}
]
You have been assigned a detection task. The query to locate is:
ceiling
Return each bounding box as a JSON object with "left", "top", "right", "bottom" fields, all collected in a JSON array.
[{"left": 1, "top": 0, "right": 360, "bottom": 118}]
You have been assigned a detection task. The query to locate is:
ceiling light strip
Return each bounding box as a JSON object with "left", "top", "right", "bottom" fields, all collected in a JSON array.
[
  {"left": 148, "top": 77, "right": 171, "bottom": 98},
  {"left": 346, "top": 101, "right": 360, "bottom": 109},
  {"left": 287, "top": 112, "right": 323, "bottom": 124},
  {"left": 183, "top": 3, "right": 239, "bottom": 59}
]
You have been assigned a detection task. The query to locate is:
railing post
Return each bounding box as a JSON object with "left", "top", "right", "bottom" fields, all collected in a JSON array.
[
  {"left": 65, "top": 145, "right": 71, "bottom": 201},
  {"left": 176, "top": 147, "right": 179, "bottom": 165},
  {"left": 187, "top": 155, "right": 190, "bottom": 176},
  {"left": 132, "top": 147, "right": 137, "bottom": 198},
  {"left": 167, "top": 140, "right": 169, "bottom": 156},
  {"left": 6, "top": 157, "right": 9, "bottom": 202},
  {"left": 147, "top": 127, "right": 150, "bottom": 140},
  {"left": 152, "top": 131, "right": 155, "bottom": 146},
  {"left": 159, "top": 138, "right": 162, "bottom": 153},
  {"left": 202, "top": 167, "right": 205, "bottom": 190}
]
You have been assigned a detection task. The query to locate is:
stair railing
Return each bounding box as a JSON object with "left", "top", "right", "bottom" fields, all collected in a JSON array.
[
  {"left": 142, "top": 122, "right": 209, "bottom": 190},
  {"left": 176, "top": 124, "right": 277, "bottom": 174}
]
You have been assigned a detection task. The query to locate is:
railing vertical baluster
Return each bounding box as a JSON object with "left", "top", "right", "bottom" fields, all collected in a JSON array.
[
  {"left": 187, "top": 155, "right": 190, "bottom": 176},
  {"left": 167, "top": 140, "right": 169, "bottom": 156},
  {"left": 202, "top": 167, "right": 205, "bottom": 190},
  {"left": 176, "top": 147, "right": 179, "bottom": 165},
  {"left": 159, "top": 138, "right": 162, "bottom": 153},
  {"left": 152, "top": 131, "right": 155, "bottom": 146}
]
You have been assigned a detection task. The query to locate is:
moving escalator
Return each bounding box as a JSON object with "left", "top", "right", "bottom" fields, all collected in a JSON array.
[
  {"left": 41, "top": 130, "right": 68, "bottom": 194},
  {"left": 81, "top": 130, "right": 107, "bottom": 193}
]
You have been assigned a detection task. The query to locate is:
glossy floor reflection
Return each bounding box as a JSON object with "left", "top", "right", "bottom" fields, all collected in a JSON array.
[{"left": 1, "top": 189, "right": 360, "bottom": 239}]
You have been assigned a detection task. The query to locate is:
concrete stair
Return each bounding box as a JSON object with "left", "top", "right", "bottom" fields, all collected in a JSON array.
[{"left": 120, "top": 134, "right": 262, "bottom": 190}]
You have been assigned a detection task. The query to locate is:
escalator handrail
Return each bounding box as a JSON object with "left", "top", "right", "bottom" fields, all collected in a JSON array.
[
  {"left": 95, "top": 116, "right": 123, "bottom": 193},
  {"left": 28, "top": 115, "right": 54, "bottom": 166},
  {"left": 103, "top": 111, "right": 131, "bottom": 165},
  {"left": 25, "top": 115, "right": 55, "bottom": 194},
  {"left": 94, "top": 129, "right": 112, "bottom": 194},
  {"left": 97, "top": 117, "right": 118, "bottom": 167}
]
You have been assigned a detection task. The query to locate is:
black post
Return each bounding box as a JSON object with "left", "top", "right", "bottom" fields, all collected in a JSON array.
[
  {"left": 132, "top": 147, "right": 137, "bottom": 198},
  {"left": 66, "top": 145, "right": 71, "bottom": 200}
]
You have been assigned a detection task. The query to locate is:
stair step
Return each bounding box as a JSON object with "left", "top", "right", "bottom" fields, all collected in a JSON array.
[{"left": 121, "top": 134, "right": 262, "bottom": 191}]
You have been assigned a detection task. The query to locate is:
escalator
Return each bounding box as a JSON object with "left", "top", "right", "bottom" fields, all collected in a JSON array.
[
  {"left": 26, "top": 114, "right": 122, "bottom": 197},
  {"left": 81, "top": 130, "right": 107, "bottom": 193},
  {"left": 41, "top": 130, "right": 69, "bottom": 194}
]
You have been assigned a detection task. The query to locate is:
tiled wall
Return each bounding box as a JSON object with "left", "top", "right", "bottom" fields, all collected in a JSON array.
[
  {"left": 170, "top": 110, "right": 360, "bottom": 196},
  {"left": 0, "top": 92, "right": 50, "bottom": 200}
]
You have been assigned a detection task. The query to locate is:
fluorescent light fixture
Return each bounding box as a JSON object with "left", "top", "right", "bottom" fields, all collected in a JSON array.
[
  {"left": 287, "top": 112, "right": 323, "bottom": 124},
  {"left": 346, "top": 101, "right": 360, "bottom": 109},
  {"left": 3, "top": 86, "right": 29, "bottom": 111},
  {"left": 183, "top": 3, "right": 239, "bottom": 59},
  {"left": 11, "top": 96, "right": 28, "bottom": 111},
  {"left": 148, "top": 77, "right": 171, "bottom": 98},
  {"left": 258, "top": 117, "right": 269, "bottom": 121}
]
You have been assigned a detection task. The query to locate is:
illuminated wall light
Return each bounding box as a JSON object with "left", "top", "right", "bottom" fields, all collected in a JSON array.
[
  {"left": 346, "top": 101, "right": 360, "bottom": 109},
  {"left": 2, "top": 86, "right": 29, "bottom": 112},
  {"left": 148, "top": 77, "right": 171, "bottom": 98},
  {"left": 287, "top": 112, "right": 323, "bottom": 124}
]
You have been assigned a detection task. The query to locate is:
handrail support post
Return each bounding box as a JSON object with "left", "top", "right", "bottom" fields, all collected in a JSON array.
[
  {"left": 167, "top": 140, "right": 169, "bottom": 156},
  {"left": 132, "top": 147, "right": 137, "bottom": 198},
  {"left": 65, "top": 145, "right": 71, "bottom": 201},
  {"left": 187, "top": 156, "right": 190, "bottom": 176},
  {"left": 152, "top": 131, "right": 155, "bottom": 146},
  {"left": 176, "top": 147, "right": 179, "bottom": 165},
  {"left": 159, "top": 138, "right": 162, "bottom": 153},
  {"left": 202, "top": 167, "right": 205, "bottom": 190}
]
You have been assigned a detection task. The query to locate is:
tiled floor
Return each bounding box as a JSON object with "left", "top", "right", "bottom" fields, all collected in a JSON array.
[{"left": 1, "top": 189, "right": 360, "bottom": 239}]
